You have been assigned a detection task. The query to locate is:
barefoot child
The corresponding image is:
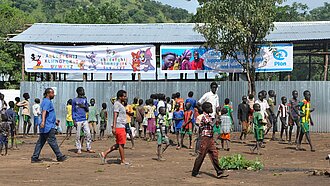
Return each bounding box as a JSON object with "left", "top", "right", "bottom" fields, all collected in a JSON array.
[
  {"left": 156, "top": 107, "right": 170, "bottom": 161},
  {"left": 5, "top": 101, "right": 17, "bottom": 149},
  {"left": 277, "top": 96, "right": 289, "bottom": 141},
  {"left": 99, "top": 103, "right": 108, "bottom": 140},
  {"left": 0, "top": 114, "right": 10, "bottom": 156},
  {"left": 136, "top": 99, "right": 145, "bottom": 138},
  {"left": 88, "top": 98, "right": 99, "bottom": 141},
  {"left": 173, "top": 104, "right": 184, "bottom": 149},
  {"left": 288, "top": 90, "right": 300, "bottom": 144},
  {"left": 192, "top": 102, "right": 227, "bottom": 178},
  {"left": 146, "top": 99, "right": 156, "bottom": 141},
  {"left": 296, "top": 90, "right": 315, "bottom": 152},
  {"left": 124, "top": 100, "right": 135, "bottom": 149},
  {"left": 250, "top": 103, "right": 267, "bottom": 155},
  {"left": 181, "top": 102, "right": 193, "bottom": 149},
  {"left": 32, "top": 98, "right": 41, "bottom": 135},
  {"left": 220, "top": 108, "right": 232, "bottom": 151},
  {"left": 66, "top": 99, "right": 74, "bottom": 138},
  {"left": 238, "top": 96, "right": 250, "bottom": 141}
]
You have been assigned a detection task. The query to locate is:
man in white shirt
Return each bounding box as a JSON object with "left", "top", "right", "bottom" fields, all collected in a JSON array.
[{"left": 197, "top": 82, "right": 220, "bottom": 118}]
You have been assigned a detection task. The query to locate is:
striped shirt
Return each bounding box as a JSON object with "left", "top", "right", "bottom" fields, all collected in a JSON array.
[
  {"left": 200, "top": 113, "right": 214, "bottom": 137},
  {"left": 278, "top": 103, "right": 288, "bottom": 118}
]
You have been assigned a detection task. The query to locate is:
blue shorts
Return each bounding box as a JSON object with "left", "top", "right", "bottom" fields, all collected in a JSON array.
[
  {"left": 125, "top": 123, "right": 132, "bottom": 134},
  {"left": 0, "top": 135, "right": 8, "bottom": 144}
]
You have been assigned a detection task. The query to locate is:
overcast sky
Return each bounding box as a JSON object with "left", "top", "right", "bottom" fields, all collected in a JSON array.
[{"left": 157, "top": 0, "right": 330, "bottom": 13}]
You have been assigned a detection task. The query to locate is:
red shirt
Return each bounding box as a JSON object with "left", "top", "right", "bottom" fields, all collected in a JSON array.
[
  {"left": 176, "top": 98, "right": 184, "bottom": 111},
  {"left": 191, "top": 58, "right": 204, "bottom": 70}
]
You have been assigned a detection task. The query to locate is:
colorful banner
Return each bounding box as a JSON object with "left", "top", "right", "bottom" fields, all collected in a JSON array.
[
  {"left": 24, "top": 44, "right": 156, "bottom": 73},
  {"left": 160, "top": 44, "right": 293, "bottom": 73}
]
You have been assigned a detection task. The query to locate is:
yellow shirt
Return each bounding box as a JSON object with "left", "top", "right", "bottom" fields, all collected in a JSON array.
[
  {"left": 300, "top": 99, "right": 311, "bottom": 123},
  {"left": 66, "top": 105, "right": 73, "bottom": 122},
  {"left": 126, "top": 105, "right": 133, "bottom": 124}
]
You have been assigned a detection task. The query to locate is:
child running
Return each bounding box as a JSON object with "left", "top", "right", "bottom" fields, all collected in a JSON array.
[
  {"left": 181, "top": 102, "right": 193, "bottom": 149},
  {"left": 99, "top": 103, "right": 108, "bottom": 140},
  {"left": 156, "top": 107, "right": 170, "bottom": 161},
  {"left": 65, "top": 99, "right": 74, "bottom": 139},
  {"left": 192, "top": 102, "right": 227, "bottom": 178},
  {"left": 173, "top": 104, "right": 184, "bottom": 150},
  {"left": 220, "top": 108, "right": 232, "bottom": 151}
]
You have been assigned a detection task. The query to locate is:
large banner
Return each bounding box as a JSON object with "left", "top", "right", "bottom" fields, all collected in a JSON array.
[
  {"left": 24, "top": 44, "right": 156, "bottom": 73},
  {"left": 160, "top": 44, "right": 293, "bottom": 73}
]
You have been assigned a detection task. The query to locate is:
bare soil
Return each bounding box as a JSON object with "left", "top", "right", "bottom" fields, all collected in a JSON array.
[{"left": 0, "top": 132, "right": 329, "bottom": 186}]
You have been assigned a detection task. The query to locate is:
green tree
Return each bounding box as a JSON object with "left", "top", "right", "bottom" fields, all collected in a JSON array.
[
  {"left": 309, "top": 2, "right": 330, "bottom": 21},
  {"left": 195, "top": 0, "right": 283, "bottom": 94},
  {"left": 275, "top": 2, "right": 309, "bottom": 22}
]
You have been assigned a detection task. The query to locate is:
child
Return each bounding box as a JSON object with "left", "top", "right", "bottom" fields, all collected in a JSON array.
[
  {"left": 17, "top": 93, "right": 32, "bottom": 136},
  {"left": 223, "top": 98, "right": 234, "bottom": 126},
  {"left": 32, "top": 98, "right": 41, "bottom": 135},
  {"left": 5, "top": 101, "right": 17, "bottom": 149},
  {"left": 220, "top": 108, "right": 232, "bottom": 151},
  {"left": 173, "top": 104, "right": 184, "bottom": 150},
  {"left": 66, "top": 99, "right": 74, "bottom": 138},
  {"left": 277, "top": 96, "right": 289, "bottom": 141},
  {"left": 136, "top": 99, "right": 145, "bottom": 138},
  {"left": 250, "top": 103, "right": 267, "bottom": 155},
  {"left": 88, "top": 98, "right": 99, "bottom": 141},
  {"left": 0, "top": 114, "right": 11, "bottom": 156},
  {"left": 192, "top": 102, "right": 227, "bottom": 178},
  {"left": 14, "top": 97, "right": 20, "bottom": 132},
  {"left": 288, "top": 90, "right": 300, "bottom": 144},
  {"left": 124, "top": 100, "right": 135, "bottom": 149},
  {"left": 181, "top": 102, "right": 193, "bottom": 149},
  {"left": 213, "top": 116, "right": 221, "bottom": 147},
  {"left": 156, "top": 107, "right": 170, "bottom": 161},
  {"left": 55, "top": 120, "right": 63, "bottom": 135},
  {"left": 146, "top": 99, "right": 156, "bottom": 141},
  {"left": 142, "top": 99, "right": 150, "bottom": 139},
  {"left": 131, "top": 97, "right": 139, "bottom": 136},
  {"left": 99, "top": 103, "right": 108, "bottom": 140},
  {"left": 165, "top": 97, "right": 173, "bottom": 135},
  {"left": 296, "top": 90, "right": 315, "bottom": 152},
  {"left": 238, "top": 96, "right": 250, "bottom": 141}
]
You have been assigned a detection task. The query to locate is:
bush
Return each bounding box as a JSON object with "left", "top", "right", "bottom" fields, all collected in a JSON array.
[{"left": 219, "top": 154, "right": 264, "bottom": 171}]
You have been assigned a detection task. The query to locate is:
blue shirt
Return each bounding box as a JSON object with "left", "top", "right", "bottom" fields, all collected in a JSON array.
[
  {"left": 173, "top": 110, "right": 184, "bottom": 129},
  {"left": 185, "top": 97, "right": 197, "bottom": 111},
  {"left": 40, "top": 98, "right": 56, "bottom": 133},
  {"left": 5, "top": 108, "right": 16, "bottom": 123},
  {"left": 72, "top": 97, "right": 89, "bottom": 122}
]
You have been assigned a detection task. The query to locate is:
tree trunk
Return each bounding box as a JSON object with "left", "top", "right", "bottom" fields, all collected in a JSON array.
[{"left": 246, "top": 67, "right": 256, "bottom": 95}]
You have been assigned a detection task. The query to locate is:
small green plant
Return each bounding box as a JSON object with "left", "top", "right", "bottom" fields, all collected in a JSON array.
[{"left": 219, "top": 154, "right": 263, "bottom": 171}]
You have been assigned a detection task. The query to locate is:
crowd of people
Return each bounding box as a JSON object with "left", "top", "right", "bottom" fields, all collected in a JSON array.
[{"left": 0, "top": 82, "right": 316, "bottom": 178}]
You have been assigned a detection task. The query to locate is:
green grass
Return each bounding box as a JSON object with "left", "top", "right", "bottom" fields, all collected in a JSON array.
[{"left": 219, "top": 154, "right": 264, "bottom": 171}]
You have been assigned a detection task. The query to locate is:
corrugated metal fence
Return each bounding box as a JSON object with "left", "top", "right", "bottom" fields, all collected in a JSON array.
[{"left": 20, "top": 81, "right": 330, "bottom": 133}]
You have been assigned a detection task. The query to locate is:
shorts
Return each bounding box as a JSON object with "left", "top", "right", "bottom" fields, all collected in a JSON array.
[
  {"left": 254, "top": 127, "right": 264, "bottom": 141},
  {"left": 157, "top": 130, "right": 169, "bottom": 145},
  {"left": 147, "top": 118, "right": 156, "bottom": 133},
  {"left": 66, "top": 121, "right": 74, "bottom": 127},
  {"left": 0, "top": 135, "right": 8, "bottom": 144},
  {"left": 280, "top": 117, "right": 288, "bottom": 129},
  {"left": 23, "top": 115, "right": 31, "bottom": 122},
  {"left": 289, "top": 117, "right": 299, "bottom": 126},
  {"left": 300, "top": 122, "right": 310, "bottom": 134},
  {"left": 116, "top": 128, "right": 127, "bottom": 145},
  {"left": 221, "top": 133, "right": 230, "bottom": 140},
  {"left": 180, "top": 128, "right": 192, "bottom": 135},
  {"left": 10, "top": 123, "right": 16, "bottom": 137},
  {"left": 241, "top": 121, "right": 249, "bottom": 134},
  {"left": 100, "top": 121, "right": 107, "bottom": 130},
  {"left": 125, "top": 123, "right": 132, "bottom": 134}
]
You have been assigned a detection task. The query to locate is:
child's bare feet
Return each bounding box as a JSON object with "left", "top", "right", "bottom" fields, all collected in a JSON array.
[
  {"left": 98, "top": 152, "right": 106, "bottom": 165},
  {"left": 77, "top": 149, "right": 82, "bottom": 154},
  {"left": 87, "top": 149, "right": 95, "bottom": 153}
]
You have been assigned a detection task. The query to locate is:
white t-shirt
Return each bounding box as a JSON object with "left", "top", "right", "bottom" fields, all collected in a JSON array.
[
  {"left": 157, "top": 100, "right": 166, "bottom": 113},
  {"left": 198, "top": 91, "right": 219, "bottom": 118},
  {"left": 113, "top": 101, "right": 126, "bottom": 128},
  {"left": 255, "top": 99, "right": 269, "bottom": 119},
  {"left": 32, "top": 104, "right": 41, "bottom": 117}
]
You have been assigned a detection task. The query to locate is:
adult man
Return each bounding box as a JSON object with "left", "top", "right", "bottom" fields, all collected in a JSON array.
[
  {"left": 197, "top": 82, "right": 220, "bottom": 118},
  {"left": 99, "top": 90, "right": 129, "bottom": 165},
  {"left": 72, "top": 87, "right": 94, "bottom": 154},
  {"left": 31, "top": 88, "right": 67, "bottom": 163}
]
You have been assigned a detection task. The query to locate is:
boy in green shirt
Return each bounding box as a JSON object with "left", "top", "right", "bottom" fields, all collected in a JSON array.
[{"left": 88, "top": 98, "right": 99, "bottom": 141}]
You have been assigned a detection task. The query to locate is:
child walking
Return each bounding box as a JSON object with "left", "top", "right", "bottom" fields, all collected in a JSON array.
[
  {"left": 277, "top": 96, "right": 289, "bottom": 141},
  {"left": 32, "top": 98, "right": 41, "bottom": 135},
  {"left": 88, "top": 98, "right": 99, "bottom": 141},
  {"left": 156, "top": 107, "right": 170, "bottom": 161},
  {"left": 220, "top": 108, "right": 232, "bottom": 151},
  {"left": 0, "top": 114, "right": 11, "bottom": 155},
  {"left": 99, "top": 103, "right": 108, "bottom": 140},
  {"left": 192, "top": 102, "right": 227, "bottom": 178},
  {"left": 181, "top": 102, "right": 193, "bottom": 149},
  {"left": 250, "top": 103, "right": 267, "bottom": 155},
  {"left": 173, "top": 104, "right": 184, "bottom": 150},
  {"left": 5, "top": 101, "right": 17, "bottom": 149},
  {"left": 66, "top": 99, "right": 74, "bottom": 138}
]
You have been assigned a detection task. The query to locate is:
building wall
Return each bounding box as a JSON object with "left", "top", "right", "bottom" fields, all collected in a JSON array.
[{"left": 20, "top": 81, "right": 329, "bottom": 133}]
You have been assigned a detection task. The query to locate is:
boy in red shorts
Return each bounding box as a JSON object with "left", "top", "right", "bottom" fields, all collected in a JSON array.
[{"left": 99, "top": 90, "right": 129, "bottom": 165}]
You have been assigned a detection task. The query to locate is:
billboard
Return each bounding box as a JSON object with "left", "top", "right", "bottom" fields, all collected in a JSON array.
[
  {"left": 160, "top": 44, "right": 293, "bottom": 73},
  {"left": 24, "top": 44, "right": 156, "bottom": 73}
]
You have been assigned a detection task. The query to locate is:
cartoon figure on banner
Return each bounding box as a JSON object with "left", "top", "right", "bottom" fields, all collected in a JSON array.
[
  {"left": 86, "top": 52, "right": 97, "bottom": 70},
  {"left": 139, "top": 48, "right": 155, "bottom": 72},
  {"left": 31, "top": 54, "right": 43, "bottom": 70},
  {"left": 131, "top": 52, "right": 141, "bottom": 72},
  {"left": 106, "top": 48, "right": 117, "bottom": 56},
  {"left": 78, "top": 61, "right": 86, "bottom": 70}
]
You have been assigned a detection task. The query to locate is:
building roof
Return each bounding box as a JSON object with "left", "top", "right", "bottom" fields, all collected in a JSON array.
[{"left": 9, "top": 22, "right": 330, "bottom": 44}]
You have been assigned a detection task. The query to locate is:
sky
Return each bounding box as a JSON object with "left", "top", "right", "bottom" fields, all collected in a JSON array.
[{"left": 157, "top": 0, "right": 330, "bottom": 13}]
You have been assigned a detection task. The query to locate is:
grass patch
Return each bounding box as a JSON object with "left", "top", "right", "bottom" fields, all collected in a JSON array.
[{"left": 219, "top": 154, "right": 264, "bottom": 171}]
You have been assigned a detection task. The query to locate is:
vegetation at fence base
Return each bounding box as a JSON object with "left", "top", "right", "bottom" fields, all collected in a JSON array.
[{"left": 219, "top": 154, "right": 264, "bottom": 171}]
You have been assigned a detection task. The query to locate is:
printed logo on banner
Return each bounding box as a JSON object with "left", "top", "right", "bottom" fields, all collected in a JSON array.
[{"left": 24, "top": 45, "right": 156, "bottom": 73}]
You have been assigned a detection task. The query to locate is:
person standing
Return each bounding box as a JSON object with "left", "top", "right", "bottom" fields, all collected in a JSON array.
[
  {"left": 197, "top": 82, "right": 220, "bottom": 119},
  {"left": 31, "top": 88, "right": 67, "bottom": 163},
  {"left": 238, "top": 96, "right": 250, "bottom": 141},
  {"left": 32, "top": 98, "right": 41, "bottom": 135},
  {"left": 72, "top": 87, "right": 94, "bottom": 154},
  {"left": 99, "top": 90, "right": 129, "bottom": 165}
]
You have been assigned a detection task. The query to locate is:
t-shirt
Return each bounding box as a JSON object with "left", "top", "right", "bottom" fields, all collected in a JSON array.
[
  {"left": 17, "top": 100, "right": 30, "bottom": 116},
  {"left": 198, "top": 91, "right": 219, "bottom": 118},
  {"left": 253, "top": 111, "right": 263, "bottom": 128},
  {"left": 278, "top": 103, "right": 288, "bottom": 118},
  {"left": 267, "top": 97, "right": 276, "bottom": 113},
  {"left": 136, "top": 106, "right": 145, "bottom": 123},
  {"left": 100, "top": 109, "right": 108, "bottom": 122},
  {"left": 299, "top": 99, "right": 311, "bottom": 123},
  {"left": 40, "top": 98, "right": 56, "bottom": 133},
  {"left": 146, "top": 105, "right": 156, "bottom": 119},
  {"left": 32, "top": 104, "right": 41, "bottom": 117},
  {"left": 223, "top": 104, "right": 233, "bottom": 123},
  {"left": 184, "top": 110, "right": 193, "bottom": 125},
  {"left": 157, "top": 100, "right": 166, "bottom": 113},
  {"left": 132, "top": 103, "right": 139, "bottom": 118},
  {"left": 185, "top": 97, "right": 197, "bottom": 111},
  {"left": 66, "top": 105, "right": 73, "bottom": 122},
  {"left": 113, "top": 101, "right": 126, "bottom": 128},
  {"left": 220, "top": 115, "right": 231, "bottom": 134},
  {"left": 255, "top": 99, "right": 269, "bottom": 119},
  {"left": 72, "top": 97, "right": 89, "bottom": 122},
  {"left": 88, "top": 105, "right": 99, "bottom": 122},
  {"left": 288, "top": 98, "right": 299, "bottom": 118},
  {"left": 176, "top": 98, "right": 184, "bottom": 111},
  {"left": 238, "top": 103, "right": 250, "bottom": 122},
  {"left": 126, "top": 104, "right": 133, "bottom": 124},
  {"left": 173, "top": 110, "right": 184, "bottom": 129}
]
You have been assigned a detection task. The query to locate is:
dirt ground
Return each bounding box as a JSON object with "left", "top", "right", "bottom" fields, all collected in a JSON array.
[{"left": 0, "top": 132, "right": 329, "bottom": 186}]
